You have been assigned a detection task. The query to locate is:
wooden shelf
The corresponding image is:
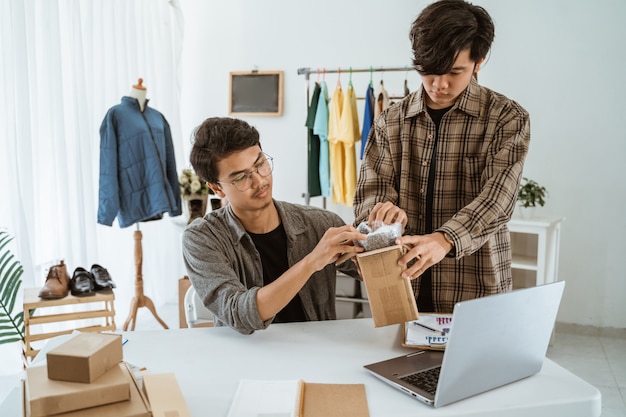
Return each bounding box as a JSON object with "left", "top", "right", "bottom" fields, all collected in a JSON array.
[
  {"left": 22, "top": 287, "right": 116, "bottom": 365},
  {"left": 511, "top": 254, "right": 539, "bottom": 271}
]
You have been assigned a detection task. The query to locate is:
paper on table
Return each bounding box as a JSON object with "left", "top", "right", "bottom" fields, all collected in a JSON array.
[
  {"left": 226, "top": 379, "right": 303, "bottom": 417},
  {"left": 404, "top": 313, "right": 453, "bottom": 349}
]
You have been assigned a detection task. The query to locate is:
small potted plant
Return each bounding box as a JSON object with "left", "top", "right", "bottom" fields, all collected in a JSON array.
[
  {"left": 179, "top": 168, "right": 210, "bottom": 224},
  {"left": 517, "top": 177, "right": 548, "bottom": 217}
]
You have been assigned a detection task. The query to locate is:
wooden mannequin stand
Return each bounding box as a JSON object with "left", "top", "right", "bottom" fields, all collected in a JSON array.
[{"left": 123, "top": 226, "right": 169, "bottom": 331}]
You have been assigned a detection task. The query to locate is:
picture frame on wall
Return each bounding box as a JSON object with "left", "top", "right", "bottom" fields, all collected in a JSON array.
[{"left": 229, "top": 70, "right": 284, "bottom": 117}]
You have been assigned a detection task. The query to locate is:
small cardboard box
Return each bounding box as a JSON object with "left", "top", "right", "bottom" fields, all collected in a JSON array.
[
  {"left": 23, "top": 362, "right": 151, "bottom": 417},
  {"left": 356, "top": 245, "right": 419, "bottom": 327},
  {"left": 25, "top": 363, "right": 130, "bottom": 417},
  {"left": 142, "top": 373, "right": 191, "bottom": 417},
  {"left": 47, "top": 333, "right": 123, "bottom": 383}
]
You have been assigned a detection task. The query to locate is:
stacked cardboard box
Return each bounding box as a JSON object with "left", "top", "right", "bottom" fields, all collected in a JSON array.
[{"left": 22, "top": 332, "right": 155, "bottom": 417}]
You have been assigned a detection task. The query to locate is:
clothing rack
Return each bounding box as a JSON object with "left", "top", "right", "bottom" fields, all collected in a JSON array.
[
  {"left": 297, "top": 66, "right": 414, "bottom": 206},
  {"left": 297, "top": 66, "right": 414, "bottom": 81}
]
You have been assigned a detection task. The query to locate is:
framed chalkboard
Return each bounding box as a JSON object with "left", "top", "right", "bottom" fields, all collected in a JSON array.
[{"left": 229, "top": 71, "right": 284, "bottom": 117}]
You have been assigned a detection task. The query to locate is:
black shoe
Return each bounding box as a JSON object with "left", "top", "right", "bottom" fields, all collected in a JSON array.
[
  {"left": 70, "top": 267, "right": 95, "bottom": 297},
  {"left": 90, "top": 264, "right": 116, "bottom": 291}
]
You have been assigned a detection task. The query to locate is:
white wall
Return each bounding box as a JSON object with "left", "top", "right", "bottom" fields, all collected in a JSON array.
[{"left": 178, "top": 0, "right": 626, "bottom": 329}]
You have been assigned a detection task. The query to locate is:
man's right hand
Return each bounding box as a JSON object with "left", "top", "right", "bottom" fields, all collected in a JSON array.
[
  {"left": 305, "top": 225, "right": 367, "bottom": 272},
  {"left": 368, "top": 202, "right": 408, "bottom": 232}
]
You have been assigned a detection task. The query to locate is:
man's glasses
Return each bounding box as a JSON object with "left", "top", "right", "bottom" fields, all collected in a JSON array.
[{"left": 217, "top": 153, "right": 274, "bottom": 192}]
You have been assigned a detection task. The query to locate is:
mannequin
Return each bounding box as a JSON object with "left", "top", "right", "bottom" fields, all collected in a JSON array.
[
  {"left": 129, "top": 78, "right": 147, "bottom": 112},
  {"left": 99, "top": 76, "right": 181, "bottom": 330}
]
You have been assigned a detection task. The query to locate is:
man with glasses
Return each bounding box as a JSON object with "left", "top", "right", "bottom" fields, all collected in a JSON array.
[{"left": 183, "top": 117, "right": 366, "bottom": 334}]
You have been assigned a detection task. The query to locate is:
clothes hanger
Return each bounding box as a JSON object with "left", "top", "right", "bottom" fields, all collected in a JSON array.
[
  {"left": 349, "top": 66, "right": 353, "bottom": 88},
  {"left": 336, "top": 67, "right": 342, "bottom": 88},
  {"left": 404, "top": 69, "right": 410, "bottom": 96}
]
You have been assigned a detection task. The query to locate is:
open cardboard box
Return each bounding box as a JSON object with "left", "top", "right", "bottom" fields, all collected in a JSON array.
[{"left": 356, "top": 244, "right": 419, "bottom": 327}]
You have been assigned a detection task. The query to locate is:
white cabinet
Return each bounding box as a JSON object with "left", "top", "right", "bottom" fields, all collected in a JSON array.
[{"left": 508, "top": 216, "right": 564, "bottom": 289}]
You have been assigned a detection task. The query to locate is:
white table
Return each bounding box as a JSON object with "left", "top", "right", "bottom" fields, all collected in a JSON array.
[{"left": 1, "top": 318, "right": 601, "bottom": 416}]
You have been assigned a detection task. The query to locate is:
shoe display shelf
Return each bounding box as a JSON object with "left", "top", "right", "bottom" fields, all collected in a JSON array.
[{"left": 22, "top": 287, "right": 116, "bottom": 366}]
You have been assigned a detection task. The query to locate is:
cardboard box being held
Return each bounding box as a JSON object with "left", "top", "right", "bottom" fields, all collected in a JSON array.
[
  {"left": 25, "top": 362, "right": 130, "bottom": 417},
  {"left": 23, "top": 362, "right": 151, "bottom": 417},
  {"left": 47, "top": 332, "right": 123, "bottom": 383},
  {"left": 356, "top": 245, "right": 419, "bottom": 327}
]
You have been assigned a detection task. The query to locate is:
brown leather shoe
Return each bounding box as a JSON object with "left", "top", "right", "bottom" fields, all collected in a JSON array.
[{"left": 38, "top": 260, "right": 70, "bottom": 299}]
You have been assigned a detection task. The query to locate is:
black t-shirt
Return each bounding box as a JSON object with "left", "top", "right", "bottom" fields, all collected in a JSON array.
[
  {"left": 248, "top": 223, "right": 307, "bottom": 323},
  {"left": 418, "top": 105, "right": 454, "bottom": 312}
]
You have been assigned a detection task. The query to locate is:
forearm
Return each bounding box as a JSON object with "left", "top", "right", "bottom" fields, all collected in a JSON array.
[
  {"left": 440, "top": 116, "right": 529, "bottom": 257},
  {"left": 255, "top": 255, "right": 318, "bottom": 321}
]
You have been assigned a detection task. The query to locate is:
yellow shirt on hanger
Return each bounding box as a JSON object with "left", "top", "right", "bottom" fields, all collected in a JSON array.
[
  {"left": 337, "top": 83, "right": 360, "bottom": 206},
  {"left": 327, "top": 84, "right": 344, "bottom": 205}
]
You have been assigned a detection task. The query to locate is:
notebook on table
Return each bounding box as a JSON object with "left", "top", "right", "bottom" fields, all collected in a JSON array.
[{"left": 364, "top": 281, "right": 565, "bottom": 407}]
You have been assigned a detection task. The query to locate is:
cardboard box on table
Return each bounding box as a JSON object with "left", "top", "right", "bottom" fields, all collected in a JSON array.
[
  {"left": 356, "top": 245, "right": 419, "bottom": 327},
  {"left": 46, "top": 333, "right": 123, "bottom": 383},
  {"left": 25, "top": 363, "right": 130, "bottom": 417},
  {"left": 23, "top": 362, "right": 151, "bottom": 417},
  {"left": 142, "top": 373, "right": 191, "bottom": 417}
]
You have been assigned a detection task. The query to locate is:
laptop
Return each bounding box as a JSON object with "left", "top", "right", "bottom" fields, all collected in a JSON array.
[{"left": 364, "top": 281, "right": 565, "bottom": 407}]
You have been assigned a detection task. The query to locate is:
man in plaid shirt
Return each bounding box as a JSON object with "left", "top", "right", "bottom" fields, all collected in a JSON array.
[{"left": 354, "top": 0, "right": 530, "bottom": 312}]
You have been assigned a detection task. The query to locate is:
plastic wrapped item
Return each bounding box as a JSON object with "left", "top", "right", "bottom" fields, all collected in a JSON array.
[{"left": 355, "top": 221, "right": 402, "bottom": 251}]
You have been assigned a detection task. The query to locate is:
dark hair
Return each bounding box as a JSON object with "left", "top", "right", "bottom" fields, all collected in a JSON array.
[
  {"left": 410, "top": 0, "right": 494, "bottom": 75},
  {"left": 189, "top": 117, "right": 261, "bottom": 183}
]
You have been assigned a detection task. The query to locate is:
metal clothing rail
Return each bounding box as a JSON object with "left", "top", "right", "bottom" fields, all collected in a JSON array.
[
  {"left": 297, "top": 66, "right": 414, "bottom": 206},
  {"left": 297, "top": 66, "right": 414, "bottom": 81}
]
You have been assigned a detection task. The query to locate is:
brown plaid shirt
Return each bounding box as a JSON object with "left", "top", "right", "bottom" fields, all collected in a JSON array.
[{"left": 354, "top": 77, "right": 530, "bottom": 312}]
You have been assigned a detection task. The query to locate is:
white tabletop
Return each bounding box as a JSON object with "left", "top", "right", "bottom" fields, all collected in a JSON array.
[{"left": 1, "top": 318, "right": 601, "bottom": 416}]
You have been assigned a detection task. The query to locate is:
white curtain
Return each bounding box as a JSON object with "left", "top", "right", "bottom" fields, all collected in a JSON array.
[{"left": 0, "top": 0, "right": 186, "bottom": 328}]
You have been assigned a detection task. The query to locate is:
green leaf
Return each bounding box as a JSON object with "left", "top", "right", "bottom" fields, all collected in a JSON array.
[{"left": 0, "top": 230, "right": 25, "bottom": 344}]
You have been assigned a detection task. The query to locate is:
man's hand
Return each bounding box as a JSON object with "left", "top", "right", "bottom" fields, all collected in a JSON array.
[
  {"left": 305, "top": 225, "right": 367, "bottom": 272},
  {"left": 367, "top": 202, "right": 408, "bottom": 232},
  {"left": 396, "top": 232, "right": 453, "bottom": 279},
  {"left": 256, "top": 224, "right": 366, "bottom": 321}
]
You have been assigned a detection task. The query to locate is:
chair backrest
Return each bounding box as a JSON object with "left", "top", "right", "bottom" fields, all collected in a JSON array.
[{"left": 184, "top": 285, "right": 214, "bottom": 328}]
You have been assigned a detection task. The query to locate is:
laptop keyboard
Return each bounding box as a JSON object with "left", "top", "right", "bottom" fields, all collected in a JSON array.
[{"left": 400, "top": 366, "right": 441, "bottom": 396}]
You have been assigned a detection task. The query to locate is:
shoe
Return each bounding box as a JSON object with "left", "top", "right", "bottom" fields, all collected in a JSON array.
[
  {"left": 90, "top": 264, "right": 116, "bottom": 291},
  {"left": 38, "top": 260, "right": 70, "bottom": 299},
  {"left": 70, "top": 267, "right": 96, "bottom": 297}
]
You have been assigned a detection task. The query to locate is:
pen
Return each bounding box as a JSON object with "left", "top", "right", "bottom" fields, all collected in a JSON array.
[{"left": 413, "top": 321, "right": 446, "bottom": 336}]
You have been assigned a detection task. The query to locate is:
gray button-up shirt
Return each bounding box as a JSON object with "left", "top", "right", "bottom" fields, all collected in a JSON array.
[{"left": 183, "top": 200, "right": 359, "bottom": 334}]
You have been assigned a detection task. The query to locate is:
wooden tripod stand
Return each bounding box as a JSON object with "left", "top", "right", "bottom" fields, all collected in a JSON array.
[{"left": 123, "top": 226, "right": 169, "bottom": 331}]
